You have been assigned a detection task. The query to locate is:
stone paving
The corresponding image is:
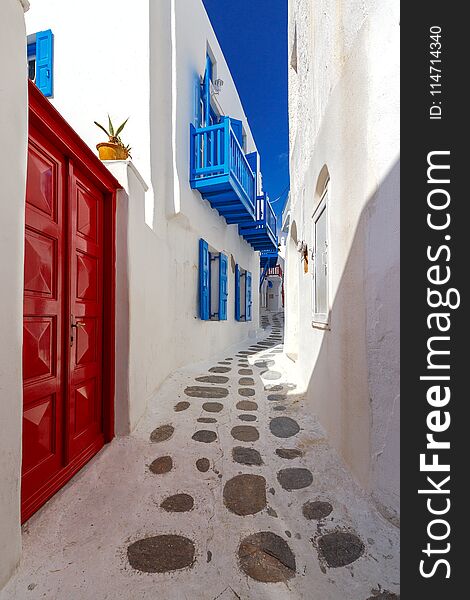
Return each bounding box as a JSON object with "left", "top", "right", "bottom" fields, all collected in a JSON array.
[{"left": 1, "top": 311, "right": 400, "bottom": 599}]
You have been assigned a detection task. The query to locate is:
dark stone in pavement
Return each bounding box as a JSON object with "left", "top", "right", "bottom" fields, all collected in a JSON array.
[
  {"left": 275, "top": 448, "right": 303, "bottom": 459},
  {"left": 184, "top": 386, "right": 228, "bottom": 398},
  {"left": 318, "top": 531, "right": 365, "bottom": 567},
  {"left": 232, "top": 446, "right": 263, "bottom": 466},
  {"left": 174, "top": 401, "right": 190, "bottom": 412},
  {"left": 149, "top": 456, "right": 173, "bottom": 474},
  {"left": 192, "top": 430, "right": 217, "bottom": 443},
  {"left": 195, "top": 375, "right": 229, "bottom": 384},
  {"left": 236, "top": 400, "right": 258, "bottom": 411},
  {"left": 160, "top": 493, "right": 194, "bottom": 513},
  {"left": 231, "top": 425, "right": 259, "bottom": 442},
  {"left": 223, "top": 474, "right": 266, "bottom": 515},
  {"left": 150, "top": 424, "right": 174, "bottom": 443},
  {"left": 302, "top": 500, "right": 333, "bottom": 520},
  {"left": 196, "top": 458, "right": 210, "bottom": 472},
  {"left": 239, "top": 414, "right": 257, "bottom": 422},
  {"left": 238, "top": 531, "right": 296, "bottom": 582},
  {"left": 277, "top": 468, "right": 313, "bottom": 490},
  {"left": 270, "top": 417, "right": 300, "bottom": 438},
  {"left": 202, "top": 401, "right": 223, "bottom": 413},
  {"left": 127, "top": 535, "right": 195, "bottom": 573}
]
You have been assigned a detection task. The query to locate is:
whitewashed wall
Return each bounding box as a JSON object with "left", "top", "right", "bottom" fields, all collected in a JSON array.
[
  {"left": 25, "top": 0, "right": 152, "bottom": 214},
  {"left": 286, "top": 0, "right": 400, "bottom": 523},
  {"left": 0, "top": 0, "right": 29, "bottom": 587},
  {"left": 26, "top": 0, "right": 260, "bottom": 430}
]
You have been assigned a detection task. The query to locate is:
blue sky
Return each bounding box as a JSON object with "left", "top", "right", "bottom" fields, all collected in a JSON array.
[{"left": 202, "top": 0, "right": 289, "bottom": 218}]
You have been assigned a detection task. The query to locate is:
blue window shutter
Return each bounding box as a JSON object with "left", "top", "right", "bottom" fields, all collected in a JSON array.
[
  {"left": 219, "top": 253, "right": 228, "bottom": 320},
  {"left": 36, "top": 29, "right": 53, "bottom": 97},
  {"left": 246, "top": 151, "right": 258, "bottom": 174},
  {"left": 246, "top": 271, "right": 252, "bottom": 321},
  {"left": 235, "top": 264, "right": 241, "bottom": 321},
  {"left": 203, "top": 55, "right": 212, "bottom": 126},
  {"left": 230, "top": 118, "right": 243, "bottom": 146},
  {"left": 199, "top": 239, "right": 210, "bottom": 320}
]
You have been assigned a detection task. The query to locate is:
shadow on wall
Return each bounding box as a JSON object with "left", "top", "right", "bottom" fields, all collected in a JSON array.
[{"left": 291, "top": 159, "right": 400, "bottom": 526}]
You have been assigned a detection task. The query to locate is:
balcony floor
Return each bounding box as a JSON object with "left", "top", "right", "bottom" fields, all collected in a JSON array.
[
  {"left": 1, "top": 312, "right": 399, "bottom": 600},
  {"left": 240, "top": 224, "right": 278, "bottom": 251},
  {"left": 191, "top": 175, "right": 255, "bottom": 225}
]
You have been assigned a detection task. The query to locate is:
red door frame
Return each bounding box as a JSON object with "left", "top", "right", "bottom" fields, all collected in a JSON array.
[{"left": 22, "top": 82, "right": 120, "bottom": 522}]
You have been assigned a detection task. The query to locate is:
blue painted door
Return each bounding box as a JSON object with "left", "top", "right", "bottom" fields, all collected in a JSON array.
[
  {"left": 235, "top": 264, "right": 241, "bottom": 321},
  {"left": 199, "top": 239, "right": 210, "bottom": 320},
  {"left": 230, "top": 119, "right": 243, "bottom": 147},
  {"left": 246, "top": 271, "right": 252, "bottom": 321},
  {"left": 219, "top": 253, "right": 228, "bottom": 320}
]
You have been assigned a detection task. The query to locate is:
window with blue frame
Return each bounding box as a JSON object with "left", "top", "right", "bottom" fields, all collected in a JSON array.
[
  {"left": 27, "top": 29, "right": 54, "bottom": 97},
  {"left": 235, "top": 264, "right": 252, "bottom": 322},
  {"left": 196, "top": 50, "right": 227, "bottom": 126},
  {"left": 199, "top": 239, "right": 228, "bottom": 321}
]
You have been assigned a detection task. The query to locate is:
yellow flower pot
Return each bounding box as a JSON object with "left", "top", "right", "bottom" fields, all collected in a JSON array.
[{"left": 96, "top": 142, "right": 129, "bottom": 161}]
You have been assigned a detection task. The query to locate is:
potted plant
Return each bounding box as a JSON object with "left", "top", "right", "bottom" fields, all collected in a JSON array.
[{"left": 94, "top": 115, "right": 132, "bottom": 160}]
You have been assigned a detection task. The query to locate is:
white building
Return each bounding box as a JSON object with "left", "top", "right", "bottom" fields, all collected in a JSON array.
[
  {"left": 284, "top": 0, "right": 400, "bottom": 524},
  {"left": 0, "top": 0, "right": 278, "bottom": 586}
]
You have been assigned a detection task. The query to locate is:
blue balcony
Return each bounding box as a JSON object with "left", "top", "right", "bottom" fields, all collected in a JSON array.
[
  {"left": 239, "top": 193, "right": 278, "bottom": 251},
  {"left": 259, "top": 249, "right": 278, "bottom": 287},
  {"left": 190, "top": 117, "right": 256, "bottom": 224},
  {"left": 260, "top": 249, "right": 278, "bottom": 270}
]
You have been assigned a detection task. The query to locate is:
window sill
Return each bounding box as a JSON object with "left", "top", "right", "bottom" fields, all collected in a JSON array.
[{"left": 312, "top": 318, "right": 330, "bottom": 331}]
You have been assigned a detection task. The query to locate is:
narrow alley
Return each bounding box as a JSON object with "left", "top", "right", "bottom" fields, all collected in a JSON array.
[{"left": 1, "top": 312, "right": 399, "bottom": 600}]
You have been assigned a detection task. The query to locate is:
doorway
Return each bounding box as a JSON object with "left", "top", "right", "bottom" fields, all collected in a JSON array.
[{"left": 22, "top": 83, "right": 118, "bottom": 522}]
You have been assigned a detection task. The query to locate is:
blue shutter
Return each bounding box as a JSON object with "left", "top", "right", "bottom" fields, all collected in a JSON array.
[
  {"left": 199, "top": 239, "right": 210, "bottom": 320},
  {"left": 219, "top": 253, "right": 228, "bottom": 321},
  {"left": 36, "top": 30, "right": 53, "bottom": 97},
  {"left": 203, "top": 55, "right": 212, "bottom": 126},
  {"left": 235, "top": 264, "right": 241, "bottom": 321},
  {"left": 230, "top": 118, "right": 243, "bottom": 146},
  {"left": 246, "top": 271, "right": 252, "bottom": 321},
  {"left": 246, "top": 151, "right": 258, "bottom": 174}
]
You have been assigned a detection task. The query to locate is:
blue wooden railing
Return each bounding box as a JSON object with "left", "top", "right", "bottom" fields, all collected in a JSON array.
[
  {"left": 190, "top": 117, "right": 256, "bottom": 214},
  {"left": 253, "top": 194, "right": 277, "bottom": 240},
  {"left": 265, "top": 197, "right": 277, "bottom": 240},
  {"left": 190, "top": 121, "right": 226, "bottom": 178}
]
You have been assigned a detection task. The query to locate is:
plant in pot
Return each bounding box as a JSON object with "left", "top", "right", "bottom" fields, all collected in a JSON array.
[{"left": 94, "top": 115, "right": 132, "bottom": 160}]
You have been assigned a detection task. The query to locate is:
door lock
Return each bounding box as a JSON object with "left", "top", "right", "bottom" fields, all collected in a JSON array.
[{"left": 70, "top": 316, "right": 86, "bottom": 345}]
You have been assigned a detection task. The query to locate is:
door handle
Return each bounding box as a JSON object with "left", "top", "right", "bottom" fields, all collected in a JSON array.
[{"left": 70, "top": 317, "right": 86, "bottom": 346}]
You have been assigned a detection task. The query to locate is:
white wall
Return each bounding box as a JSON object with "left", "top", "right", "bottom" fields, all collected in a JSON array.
[
  {"left": 25, "top": 0, "right": 151, "bottom": 203},
  {"left": 26, "top": 0, "right": 260, "bottom": 430},
  {"left": 286, "top": 0, "right": 400, "bottom": 523},
  {"left": 0, "top": 0, "right": 29, "bottom": 588},
  {"left": 267, "top": 277, "right": 282, "bottom": 311}
]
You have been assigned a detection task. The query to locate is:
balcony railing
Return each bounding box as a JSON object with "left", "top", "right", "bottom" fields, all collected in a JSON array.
[
  {"left": 239, "top": 193, "right": 278, "bottom": 251},
  {"left": 259, "top": 249, "right": 279, "bottom": 287},
  {"left": 190, "top": 117, "right": 256, "bottom": 222}
]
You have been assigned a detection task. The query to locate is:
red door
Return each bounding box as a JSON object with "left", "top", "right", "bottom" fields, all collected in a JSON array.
[
  {"left": 22, "top": 91, "right": 116, "bottom": 522},
  {"left": 67, "top": 164, "right": 104, "bottom": 461},
  {"left": 22, "top": 127, "right": 67, "bottom": 514}
]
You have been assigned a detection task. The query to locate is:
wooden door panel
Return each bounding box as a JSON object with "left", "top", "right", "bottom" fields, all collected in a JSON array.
[
  {"left": 67, "top": 163, "right": 104, "bottom": 460},
  {"left": 22, "top": 129, "right": 65, "bottom": 502}
]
